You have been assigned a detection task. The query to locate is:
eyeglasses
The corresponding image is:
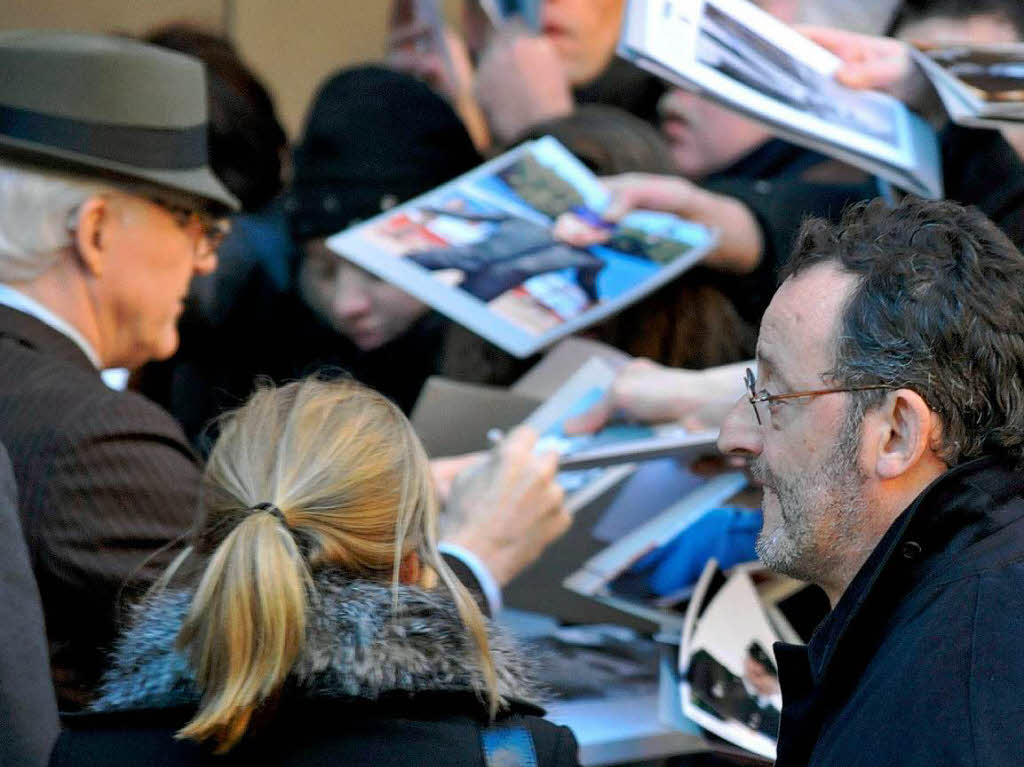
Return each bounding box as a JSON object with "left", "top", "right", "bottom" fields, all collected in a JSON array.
[
  {"left": 66, "top": 194, "right": 231, "bottom": 259},
  {"left": 151, "top": 198, "right": 232, "bottom": 257},
  {"left": 744, "top": 367, "right": 894, "bottom": 427}
]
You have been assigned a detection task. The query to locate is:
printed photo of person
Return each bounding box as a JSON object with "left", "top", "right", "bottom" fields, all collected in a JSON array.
[{"left": 697, "top": 0, "right": 900, "bottom": 146}]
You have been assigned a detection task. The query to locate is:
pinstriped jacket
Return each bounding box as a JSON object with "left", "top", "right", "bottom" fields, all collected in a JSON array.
[
  {"left": 0, "top": 305, "right": 200, "bottom": 710},
  {"left": 0, "top": 306, "right": 491, "bottom": 711}
]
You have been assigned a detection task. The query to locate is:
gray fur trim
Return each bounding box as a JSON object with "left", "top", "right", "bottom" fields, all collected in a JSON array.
[{"left": 93, "top": 570, "right": 545, "bottom": 713}]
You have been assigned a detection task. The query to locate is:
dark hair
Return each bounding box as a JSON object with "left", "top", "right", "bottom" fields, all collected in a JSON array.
[
  {"left": 784, "top": 196, "right": 1024, "bottom": 466},
  {"left": 286, "top": 66, "right": 481, "bottom": 241},
  {"left": 890, "top": 0, "right": 1024, "bottom": 38},
  {"left": 145, "top": 23, "right": 288, "bottom": 211}
]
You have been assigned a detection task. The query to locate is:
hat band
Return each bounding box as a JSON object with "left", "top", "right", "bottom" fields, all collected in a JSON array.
[{"left": 0, "top": 104, "right": 208, "bottom": 171}]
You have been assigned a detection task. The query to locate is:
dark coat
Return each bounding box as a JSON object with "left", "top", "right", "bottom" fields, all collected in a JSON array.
[
  {"left": 50, "top": 572, "right": 579, "bottom": 767},
  {"left": 707, "top": 126, "right": 1024, "bottom": 325},
  {"left": 0, "top": 306, "right": 201, "bottom": 709},
  {"left": 0, "top": 306, "right": 490, "bottom": 712},
  {"left": 0, "top": 441, "right": 59, "bottom": 767},
  {"left": 774, "top": 456, "right": 1024, "bottom": 767}
]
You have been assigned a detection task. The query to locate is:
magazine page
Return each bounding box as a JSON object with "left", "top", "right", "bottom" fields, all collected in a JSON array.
[
  {"left": 619, "top": 0, "right": 942, "bottom": 198},
  {"left": 913, "top": 43, "right": 1024, "bottom": 125},
  {"left": 679, "top": 568, "right": 782, "bottom": 760},
  {"left": 565, "top": 469, "right": 749, "bottom": 602},
  {"left": 522, "top": 357, "right": 636, "bottom": 515},
  {"left": 327, "top": 137, "right": 717, "bottom": 358},
  {"left": 525, "top": 357, "right": 720, "bottom": 470}
]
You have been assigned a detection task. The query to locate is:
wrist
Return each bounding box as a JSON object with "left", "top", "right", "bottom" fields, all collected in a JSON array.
[
  {"left": 703, "top": 194, "right": 764, "bottom": 275},
  {"left": 444, "top": 529, "right": 518, "bottom": 586}
]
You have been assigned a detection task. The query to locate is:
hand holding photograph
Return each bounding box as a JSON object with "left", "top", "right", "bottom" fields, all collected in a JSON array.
[
  {"left": 912, "top": 42, "right": 1024, "bottom": 129},
  {"left": 327, "top": 137, "right": 717, "bottom": 357},
  {"left": 618, "top": 0, "right": 943, "bottom": 198}
]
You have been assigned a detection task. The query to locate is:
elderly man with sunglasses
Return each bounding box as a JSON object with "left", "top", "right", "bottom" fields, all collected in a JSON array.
[
  {"left": 0, "top": 33, "right": 572, "bottom": 721},
  {"left": 0, "top": 32, "right": 239, "bottom": 711}
]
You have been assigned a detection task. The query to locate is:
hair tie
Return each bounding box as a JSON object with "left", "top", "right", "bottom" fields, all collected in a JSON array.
[{"left": 251, "top": 502, "right": 287, "bottom": 525}]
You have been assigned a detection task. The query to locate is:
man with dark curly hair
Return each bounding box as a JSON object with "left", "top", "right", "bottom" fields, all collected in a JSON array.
[{"left": 719, "top": 195, "right": 1024, "bottom": 766}]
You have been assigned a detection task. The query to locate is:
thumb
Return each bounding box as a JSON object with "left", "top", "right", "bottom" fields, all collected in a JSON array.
[
  {"left": 563, "top": 396, "right": 613, "bottom": 435},
  {"left": 834, "top": 61, "right": 895, "bottom": 91},
  {"left": 602, "top": 190, "right": 636, "bottom": 223}
]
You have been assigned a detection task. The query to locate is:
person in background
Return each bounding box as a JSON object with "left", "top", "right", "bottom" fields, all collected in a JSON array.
[
  {"left": 558, "top": 13, "right": 1024, "bottom": 335},
  {"left": 392, "top": 0, "right": 661, "bottom": 148},
  {"left": 889, "top": 0, "right": 1024, "bottom": 158},
  {"left": 50, "top": 378, "right": 580, "bottom": 766},
  {"left": 137, "top": 23, "right": 294, "bottom": 426},
  {"left": 150, "top": 66, "right": 482, "bottom": 451}
]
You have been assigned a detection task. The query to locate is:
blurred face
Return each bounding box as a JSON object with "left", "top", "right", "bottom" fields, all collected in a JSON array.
[
  {"left": 656, "top": 0, "right": 798, "bottom": 179},
  {"left": 93, "top": 194, "right": 218, "bottom": 368},
  {"left": 659, "top": 88, "right": 773, "bottom": 179},
  {"left": 298, "top": 238, "right": 428, "bottom": 351},
  {"left": 897, "top": 13, "right": 1020, "bottom": 46},
  {"left": 540, "top": 0, "right": 625, "bottom": 85},
  {"left": 718, "top": 263, "right": 869, "bottom": 587}
]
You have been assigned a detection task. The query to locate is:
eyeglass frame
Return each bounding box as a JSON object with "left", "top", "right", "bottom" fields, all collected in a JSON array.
[
  {"left": 148, "top": 197, "right": 232, "bottom": 256},
  {"left": 66, "top": 194, "right": 232, "bottom": 258},
  {"left": 744, "top": 367, "right": 895, "bottom": 426}
]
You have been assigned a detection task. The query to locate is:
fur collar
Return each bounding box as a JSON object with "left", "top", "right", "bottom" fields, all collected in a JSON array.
[{"left": 93, "top": 570, "right": 545, "bottom": 713}]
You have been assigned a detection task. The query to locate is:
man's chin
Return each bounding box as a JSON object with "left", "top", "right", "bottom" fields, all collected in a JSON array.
[{"left": 345, "top": 328, "right": 387, "bottom": 352}]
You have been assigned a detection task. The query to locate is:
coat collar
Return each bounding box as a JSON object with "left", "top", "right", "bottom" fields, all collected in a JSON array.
[
  {"left": 0, "top": 304, "right": 97, "bottom": 372},
  {"left": 774, "top": 455, "right": 1024, "bottom": 766},
  {"left": 92, "top": 569, "right": 546, "bottom": 716},
  {"left": 708, "top": 139, "right": 827, "bottom": 182},
  {"left": 806, "top": 455, "right": 1024, "bottom": 684}
]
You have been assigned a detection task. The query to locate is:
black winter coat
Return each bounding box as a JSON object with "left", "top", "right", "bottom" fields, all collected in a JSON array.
[
  {"left": 49, "top": 572, "right": 579, "bottom": 767},
  {"left": 774, "top": 456, "right": 1024, "bottom": 767}
]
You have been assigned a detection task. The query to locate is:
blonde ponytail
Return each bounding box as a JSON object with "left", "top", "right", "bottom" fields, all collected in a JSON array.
[
  {"left": 393, "top": 423, "right": 500, "bottom": 718},
  {"left": 175, "top": 509, "right": 311, "bottom": 753},
  {"left": 174, "top": 377, "right": 503, "bottom": 752}
]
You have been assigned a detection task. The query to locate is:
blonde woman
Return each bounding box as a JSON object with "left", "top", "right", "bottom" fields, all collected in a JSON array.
[{"left": 50, "top": 378, "right": 579, "bottom": 766}]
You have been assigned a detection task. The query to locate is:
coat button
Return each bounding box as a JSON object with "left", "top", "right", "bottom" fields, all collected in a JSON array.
[{"left": 901, "top": 541, "right": 922, "bottom": 560}]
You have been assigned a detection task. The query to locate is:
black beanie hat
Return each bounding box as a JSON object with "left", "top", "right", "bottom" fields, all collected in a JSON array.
[{"left": 286, "top": 65, "right": 482, "bottom": 240}]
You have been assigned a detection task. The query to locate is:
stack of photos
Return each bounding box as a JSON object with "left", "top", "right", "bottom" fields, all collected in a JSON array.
[
  {"left": 618, "top": 0, "right": 943, "bottom": 198},
  {"left": 327, "top": 137, "right": 717, "bottom": 357},
  {"left": 679, "top": 561, "right": 792, "bottom": 761},
  {"left": 562, "top": 470, "right": 750, "bottom": 629},
  {"left": 912, "top": 43, "right": 1024, "bottom": 128}
]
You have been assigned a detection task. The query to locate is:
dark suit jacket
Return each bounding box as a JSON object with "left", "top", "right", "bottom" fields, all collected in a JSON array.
[
  {"left": 0, "top": 441, "right": 59, "bottom": 766},
  {"left": 0, "top": 306, "right": 201, "bottom": 709},
  {"left": 0, "top": 306, "right": 491, "bottom": 708}
]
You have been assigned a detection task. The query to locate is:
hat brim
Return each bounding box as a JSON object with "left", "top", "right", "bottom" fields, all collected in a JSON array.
[{"left": 0, "top": 133, "right": 240, "bottom": 215}]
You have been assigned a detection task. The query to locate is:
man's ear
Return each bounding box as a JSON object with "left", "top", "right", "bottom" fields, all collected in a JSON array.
[
  {"left": 869, "top": 389, "right": 936, "bottom": 480},
  {"left": 72, "top": 196, "right": 108, "bottom": 279}
]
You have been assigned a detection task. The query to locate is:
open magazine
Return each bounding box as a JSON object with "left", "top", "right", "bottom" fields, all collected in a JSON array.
[
  {"left": 678, "top": 560, "right": 795, "bottom": 761},
  {"left": 912, "top": 43, "right": 1024, "bottom": 129},
  {"left": 527, "top": 357, "right": 720, "bottom": 471},
  {"left": 563, "top": 471, "right": 749, "bottom": 629},
  {"left": 618, "top": 0, "right": 943, "bottom": 199},
  {"left": 327, "top": 136, "right": 717, "bottom": 357}
]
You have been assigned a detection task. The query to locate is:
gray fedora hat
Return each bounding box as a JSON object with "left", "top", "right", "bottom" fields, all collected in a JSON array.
[{"left": 0, "top": 30, "right": 239, "bottom": 213}]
